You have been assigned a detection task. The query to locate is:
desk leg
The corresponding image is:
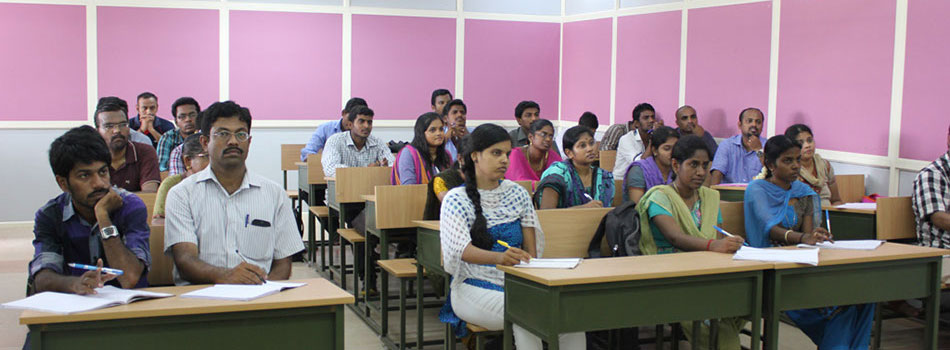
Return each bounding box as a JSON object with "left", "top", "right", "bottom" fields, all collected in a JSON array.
[
  {"left": 308, "top": 208, "right": 316, "bottom": 266},
  {"left": 691, "top": 321, "right": 701, "bottom": 350},
  {"left": 763, "top": 271, "right": 780, "bottom": 350},
  {"left": 503, "top": 318, "right": 513, "bottom": 350},
  {"left": 417, "top": 265, "right": 424, "bottom": 350},
  {"left": 751, "top": 272, "right": 762, "bottom": 350},
  {"left": 335, "top": 305, "right": 345, "bottom": 350},
  {"left": 925, "top": 259, "right": 942, "bottom": 349},
  {"left": 381, "top": 259, "right": 389, "bottom": 337}
]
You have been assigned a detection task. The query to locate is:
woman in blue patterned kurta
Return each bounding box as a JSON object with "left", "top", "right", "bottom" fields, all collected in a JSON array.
[{"left": 535, "top": 125, "right": 614, "bottom": 209}]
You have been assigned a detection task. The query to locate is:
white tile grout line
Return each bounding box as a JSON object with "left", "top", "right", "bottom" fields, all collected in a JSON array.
[
  {"left": 454, "top": 0, "right": 464, "bottom": 100},
  {"left": 557, "top": 0, "right": 565, "bottom": 127},
  {"left": 765, "top": 0, "right": 780, "bottom": 138},
  {"left": 678, "top": 4, "right": 688, "bottom": 107},
  {"left": 85, "top": 0, "right": 97, "bottom": 125},
  {"left": 608, "top": 0, "right": 618, "bottom": 126},
  {"left": 219, "top": 3, "right": 229, "bottom": 102},
  {"left": 887, "top": 0, "right": 909, "bottom": 196},
  {"left": 341, "top": 0, "right": 352, "bottom": 108}
]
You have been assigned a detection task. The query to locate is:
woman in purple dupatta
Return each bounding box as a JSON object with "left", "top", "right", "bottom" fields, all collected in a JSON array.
[{"left": 623, "top": 126, "right": 679, "bottom": 204}]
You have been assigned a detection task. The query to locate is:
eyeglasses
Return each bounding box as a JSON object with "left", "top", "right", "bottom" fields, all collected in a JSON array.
[
  {"left": 212, "top": 130, "right": 251, "bottom": 142},
  {"left": 101, "top": 122, "right": 129, "bottom": 131}
]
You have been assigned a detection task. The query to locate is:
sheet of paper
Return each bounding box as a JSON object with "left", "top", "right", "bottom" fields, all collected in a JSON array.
[
  {"left": 796, "top": 240, "right": 883, "bottom": 250},
  {"left": 514, "top": 258, "right": 582, "bottom": 269},
  {"left": 2, "top": 286, "right": 174, "bottom": 314},
  {"left": 181, "top": 281, "right": 307, "bottom": 301},
  {"left": 716, "top": 183, "right": 748, "bottom": 187},
  {"left": 834, "top": 202, "right": 877, "bottom": 210},
  {"left": 732, "top": 246, "right": 819, "bottom": 266}
]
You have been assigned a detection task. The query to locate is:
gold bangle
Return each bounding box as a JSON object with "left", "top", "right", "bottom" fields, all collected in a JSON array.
[{"left": 784, "top": 230, "right": 793, "bottom": 243}]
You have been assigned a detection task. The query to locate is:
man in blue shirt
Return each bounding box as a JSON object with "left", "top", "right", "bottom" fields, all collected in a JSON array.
[
  {"left": 300, "top": 97, "right": 367, "bottom": 161},
  {"left": 710, "top": 107, "right": 766, "bottom": 185},
  {"left": 29, "top": 126, "right": 150, "bottom": 296},
  {"left": 128, "top": 92, "right": 176, "bottom": 147}
]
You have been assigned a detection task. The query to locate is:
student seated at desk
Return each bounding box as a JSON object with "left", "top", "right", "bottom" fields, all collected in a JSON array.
[
  {"left": 95, "top": 102, "right": 161, "bottom": 192},
  {"left": 745, "top": 135, "right": 874, "bottom": 350},
  {"left": 505, "top": 119, "right": 562, "bottom": 182},
  {"left": 622, "top": 126, "right": 678, "bottom": 204},
  {"left": 165, "top": 101, "right": 304, "bottom": 285},
  {"left": 440, "top": 124, "right": 585, "bottom": 350},
  {"left": 757, "top": 124, "right": 844, "bottom": 206},
  {"left": 709, "top": 107, "right": 766, "bottom": 185},
  {"left": 30, "top": 126, "right": 150, "bottom": 296},
  {"left": 152, "top": 134, "right": 208, "bottom": 219},
  {"left": 322, "top": 106, "right": 394, "bottom": 293},
  {"left": 300, "top": 97, "right": 366, "bottom": 162},
  {"left": 392, "top": 112, "right": 452, "bottom": 185},
  {"left": 423, "top": 136, "right": 469, "bottom": 220},
  {"left": 913, "top": 124, "right": 950, "bottom": 249},
  {"left": 535, "top": 126, "right": 614, "bottom": 209}
]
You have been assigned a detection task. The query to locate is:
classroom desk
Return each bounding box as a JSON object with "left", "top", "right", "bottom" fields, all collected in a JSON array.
[
  {"left": 413, "top": 220, "right": 450, "bottom": 350},
  {"left": 297, "top": 160, "right": 332, "bottom": 268},
  {"left": 822, "top": 197, "right": 916, "bottom": 241},
  {"left": 20, "top": 278, "right": 353, "bottom": 350},
  {"left": 362, "top": 184, "right": 427, "bottom": 337},
  {"left": 499, "top": 252, "right": 771, "bottom": 350},
  {"left": 763, "top": 243, "right": 947, "bottom": 350},
  {"left": 711, "top": 184, "right": 747, "bottom": 202}
]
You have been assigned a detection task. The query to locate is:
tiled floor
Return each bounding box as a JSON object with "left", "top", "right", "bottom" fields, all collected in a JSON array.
[{"left": 1, "top": 221, "right": 948, "bottom": 350}]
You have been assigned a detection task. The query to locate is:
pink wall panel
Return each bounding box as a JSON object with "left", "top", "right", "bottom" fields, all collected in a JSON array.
[
  {"left": 0, "top": 4, "right": 86, "bottom": 121},
  {"left": 561, "top": 18, "right": 612, "bottom": 123},
  {"left": 615, "top": 11, "right": 681, "bottom": 126},
  {"left": 685, "top": 3, "right": 771, "bottom": 138},
  {"left": 230, "top": 11, "right": 342, "bottom": 120},
  {"left": 463, "top": 19, "right": 559, "bottom": 121},
  {"left": 351, "top": 15, "right": 455, "bottom": 120},
  {"left": 98, "top": 7, "right": 218, "bottom": 120},
  {"left": 901, "top": 0, "right": 950, "bottom": 161},
  {"left": 776, "top": 0, "right": 894, "bottom": 156}
]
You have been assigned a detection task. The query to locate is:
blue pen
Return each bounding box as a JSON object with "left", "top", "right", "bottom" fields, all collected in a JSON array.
[
  {"left": 68, "top": 263, "right": 124, "bottom": 275},
  {"left": 825, "top": 209, "right": 831, "bottom": 232},
  {"left": 245, "top": 214, "right": 249, "bottom": 228},
  {"left": 714, "top": 226, "right": 750, "bottom": 247}
]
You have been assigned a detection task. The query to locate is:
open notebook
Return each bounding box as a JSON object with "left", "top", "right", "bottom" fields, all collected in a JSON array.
[
  {"left": 2, "top": 286, "right": 173, "bottom": 314},
  {"left": 797, "top": 240, "right": 883, "bottom": 250},
  {"left": 180, "top": 281, "right": 306, "bottom": 301},
  {"left": 732, "top": 246, "right": 819, "bottom": 266},
  {"left": 514, "top": 258, "right": 582, "bottom": 269}
]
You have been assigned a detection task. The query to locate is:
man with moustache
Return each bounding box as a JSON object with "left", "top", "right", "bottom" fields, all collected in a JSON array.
[
  {"left": 674, "top": 105, "right": 718, "bottom": 156},
  {"left": 613, "top": 103, "right": 656, "bottom": 179},
  {"left": 29, "top": 126, "right": 150, "bottom": 296},
  {"left": 164, "top": 101, "right": 304, "bottom": 285},
  {"left": 442, "top": 99, "right": 468, "bottom": 160},
  {"left": 710, "top": 107, "right": 767, "bottom": 185},
  {"left": 156, "top": 97, "right": 200, "bottom": 175},
  {"left": 94, "top": 103, "right": 160, "bottom": 192}
]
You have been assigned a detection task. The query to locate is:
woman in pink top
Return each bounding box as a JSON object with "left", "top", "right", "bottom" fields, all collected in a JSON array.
[{"left": 506, "top": 119, "right": 562, "bottom": 181}]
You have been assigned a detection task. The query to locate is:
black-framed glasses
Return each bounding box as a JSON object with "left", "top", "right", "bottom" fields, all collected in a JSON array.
[{"left": 212, "top": 130, "right": 250, "bottom": 142}]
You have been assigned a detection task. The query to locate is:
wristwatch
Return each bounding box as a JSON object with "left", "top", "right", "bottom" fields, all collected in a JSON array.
[{"left": 100, "top": 225, "right": 119, "bottom": 240}]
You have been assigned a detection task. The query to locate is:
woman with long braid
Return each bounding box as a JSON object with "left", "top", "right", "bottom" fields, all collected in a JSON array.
[{"left": 439, "top": 124, "right": 585, "bottom": 350}]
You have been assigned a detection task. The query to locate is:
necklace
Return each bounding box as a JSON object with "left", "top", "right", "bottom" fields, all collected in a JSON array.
[{"left": 525, "top": 146, "right": 548, "bottom": 174}]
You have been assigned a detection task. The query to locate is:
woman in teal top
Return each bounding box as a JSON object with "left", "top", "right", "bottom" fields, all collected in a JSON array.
[{"left": 534, "top": 125, "right": 614, "bottom": 209}]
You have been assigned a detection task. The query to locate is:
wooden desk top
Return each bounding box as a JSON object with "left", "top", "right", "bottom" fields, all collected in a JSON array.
[
  {"left": 362, "top": 195, "right": 376, "bottom": 202},
  {"left": 772, "top": 242, "right": 948, "bottom": 270},
  {"left": 498, "top": 251, "right": 772, "bottom": 287},
  {"left": 822, "top": 205, "right": 876, "bottom": 215},
  {"left": 711, "top": 184, "right": 748, "bottom": 190},
  {"left": 413, "top": 220, "right": 440, "bottom": 231},
  {"left": 19, "top": 278, "right": 353, "bottom": 325},
  {"left": 295, "top": 162, "right": 307, "bottom": 167}
]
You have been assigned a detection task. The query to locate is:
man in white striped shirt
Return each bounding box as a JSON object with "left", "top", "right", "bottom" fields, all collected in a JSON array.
[
  {"left": 321, "top": 106, "right": 394, "bottom": 177},
  {"left": 320, "top": 106, "right": 393, "bottom": 293},
  {"left": 164, "top": 101, "right": 304, "bottom": 285}
]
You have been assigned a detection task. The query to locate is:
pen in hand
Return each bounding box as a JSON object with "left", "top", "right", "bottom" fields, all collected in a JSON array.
[
  {"left": 235, "top": 250, "right": 266, "bottom": 283},
  {"left": 714, "top": 226, "right": 750, "bottom": 247}
]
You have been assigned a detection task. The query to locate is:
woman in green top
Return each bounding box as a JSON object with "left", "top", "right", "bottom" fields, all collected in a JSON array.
[
  {"left": 636, "top": 135, "right": 745, "bottom": 349},
  {"left": 153, "top": 133, "right": 208, "bottom": 218}
]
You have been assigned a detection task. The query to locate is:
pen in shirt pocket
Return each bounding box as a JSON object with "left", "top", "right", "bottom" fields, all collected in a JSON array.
[{"left": 245, "top": 214, "right": 249, "bottom": 228}]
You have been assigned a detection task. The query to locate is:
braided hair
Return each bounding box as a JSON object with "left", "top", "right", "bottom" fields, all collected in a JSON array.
[{"left": 461, "top": 123, "right": 511, "bottom": 250}]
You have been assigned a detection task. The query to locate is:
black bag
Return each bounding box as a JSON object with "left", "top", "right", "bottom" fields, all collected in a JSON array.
[
  {"left": 587, "top": 200, "right": 642, "bottom": 258},
  {"left": 585, "top": 200, "right": 643, "bottom": 350}
]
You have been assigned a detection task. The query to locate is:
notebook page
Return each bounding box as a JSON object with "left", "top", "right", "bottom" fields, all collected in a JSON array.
[
  {"left": 3, "top": 292, "right": 118, "bottom": 314},
  {"left": 732, "top": 246, "right": 819, "bottom": 266},
  {"left": 514, "top": 258, "right": 582, "bottom": 269},
  {"left": 796, "top": 240, "right": 883, "bottom": 250}
]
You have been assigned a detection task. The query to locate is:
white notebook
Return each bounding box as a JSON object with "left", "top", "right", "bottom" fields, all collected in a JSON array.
[
  {"left": 732, "top": 246, "right": 819, "bottom": 266},
  {"left": 514, "top": 258, "right": 582, "bottom": 269},
  {"left": 180, "top": 281, "right": 306, "bottom": 301},
  {"left": 2, "top": 286, "right": 173, "bottom": 314},
  {"left": 797, "top": 240, "right": 883, "bottom": 250},
  {"left": 834, "top": 202, "right": 877, "bottom": 210}
]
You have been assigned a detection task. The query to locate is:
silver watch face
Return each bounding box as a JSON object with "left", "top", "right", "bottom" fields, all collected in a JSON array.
[{"left": 101, "top": 226, "right": 119, "bottom": 239}]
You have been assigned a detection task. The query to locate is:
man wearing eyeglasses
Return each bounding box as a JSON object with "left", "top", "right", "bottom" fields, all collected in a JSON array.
[
  {"left": 156, "top": 97, "right": 201, "bottom": 177},
  {"left": 94, "top": 103, "right": 161, "bottom": 192},
  {"left": 164, "top": 101, "right": 304, "bottom": 285}
]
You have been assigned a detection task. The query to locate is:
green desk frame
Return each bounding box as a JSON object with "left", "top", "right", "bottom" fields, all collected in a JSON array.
[
  {"left": 502, "top": 270, "right": 764, "bottom": 350},
  {"left": 362, "top": 200, "right": 416, "bottom": 336},
  {"left": 713, "top": 186, "right": 746, "bottom": 202},
  {"left": 28, "top": 305, "right": 345, "bottom": 350},
  {"left": 298, "top": 163, "right": 332, "bottom": 268},
  {"left": 824, "top": 210, "right": 876, "bottom": 240},
  {"left": 416, "top": 225, "right": 456, "bottom": 350},
  {"left": 763, "top": 257, "right": 942, "bottom": 350}
]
